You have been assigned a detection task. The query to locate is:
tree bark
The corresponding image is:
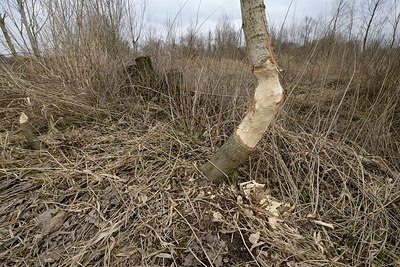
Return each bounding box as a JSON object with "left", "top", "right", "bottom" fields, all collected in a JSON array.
[
  {"left": 17, "top": 0, "right": 40, "bottom": 57},
  {"left": 200, "top": 0, "right": 284, "bottom": 183},
  {"left": 20, "top": 113, "right": 42, "bottom": 150},
  {"left": 0, "top": 14, "right": 18, "bottom": 58},
  {"left": 362, "top": 0, "right": 383, "bottom": 51}
]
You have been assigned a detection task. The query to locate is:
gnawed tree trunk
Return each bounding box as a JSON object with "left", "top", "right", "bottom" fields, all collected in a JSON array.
[
  {"left": 200, "top": 0, "right": 284, "bottom": 183},
  {"left": 20, "top": 112, "right": 42, "bottom": 150}
]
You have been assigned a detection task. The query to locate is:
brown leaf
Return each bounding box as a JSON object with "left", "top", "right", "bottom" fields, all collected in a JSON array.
[
  {"left": 249, "top": 231, "right": 265, "bottom": 250},
  {"left": 37, "top": 209, "right": 55, "bottom": 224},
  {"left": 41, "top": 210, "right": 67, "bottom": 237},
  {"left": 40, "top": 249, "right": 62, "bottom": 263}
]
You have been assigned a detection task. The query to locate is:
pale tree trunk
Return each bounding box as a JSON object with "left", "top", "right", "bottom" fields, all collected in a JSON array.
[
  {"left": 200, "top": 0, "right": 284, "bottom": 183},
  {"left": 17, "top": 0, "right": 40, "bottom": 57},
  {"left": 0, "top": 14, "right": 18, "bottom": 58}
]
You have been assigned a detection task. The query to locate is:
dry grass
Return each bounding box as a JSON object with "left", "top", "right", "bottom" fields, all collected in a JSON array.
[{"left": 1, "top": 44, "right": 399, "bottom": 267}]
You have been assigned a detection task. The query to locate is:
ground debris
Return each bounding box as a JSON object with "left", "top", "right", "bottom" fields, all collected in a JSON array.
[{"left": 1, "top": 90, "right": 399, "bottom": 266}]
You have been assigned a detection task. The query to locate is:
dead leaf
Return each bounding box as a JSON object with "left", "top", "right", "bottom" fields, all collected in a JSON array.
[
  {"left": 92, "top": 221, "right": 121, "bottom": 244},
  {"left": 263, "top": 197, "right": 282, "bottom": 217},
  {"left": 85, "top": 209, "right": 101, "bottom": 226},
  {"left": 138, "top": 193, "right": 148, "bottom": 204},
  {"left": 205, "top": 232, "right": 219, "bottom": 245},
  {"left": 155, "top": 253, "right": 173, "bottom": 259},
  {"left": 236, "top": 195, "right": 243, "bottom": 205},
  {"left": 40, "top": 249, "right": 62, "bottom": 263},
  {"left": 37, "top": 209, "right": 56, "bottom": 224},
  {"left": 313, "top": 231, "right": 325, "bottom": 253},
  {"left": 240, "top": 180, "right": 265, "bottom": 199},
  {"left": 212, "top": 211, "right": 223, "bottom": 222},
  {"left": 240, "top": 180, "right": 265, "bottom": 191},
  {"left": 268, "top": 216, "right": 283, "bottom": 230},
  {"left": 19, "top": 112, "right": 29, "bottom": 124},
  {"left": 40, "top": 210, "right": 67, "bottom": 237},
  {"left": 194, "top": 191, "right": 205, "bottom": 200},
  {"left": 183, "top": 253, "right": 197, "bottom": 266},
  {"left": 214, "top": 254, "right": 223, "bottom": 267},
  {"left": 281, "top": 204, "right": 296, "bottom": 216},
  {"left": 243, "top": 208, "right": 254, "bottom": 217},
  {"left": 249, "top": 231, "right": 260, "bottom": 246},
  {"left": 249, "top": 231, "right": 264, "bottom": 250}
]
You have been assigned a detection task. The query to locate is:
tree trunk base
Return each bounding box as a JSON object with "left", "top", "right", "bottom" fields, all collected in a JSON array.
[{"left": 199, "top": 133, "right": 254, "bottom": 184}]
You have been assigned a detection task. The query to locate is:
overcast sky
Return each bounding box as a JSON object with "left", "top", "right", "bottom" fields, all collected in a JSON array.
[
  {"left": 0, "top": 0, "right": 334, "bottom": 54},
  {"left": 146, "top": 0, "right": 336, "bottom": 35},
  {"left": 1, "top": 0, "right": 368, "bottom": 54}
]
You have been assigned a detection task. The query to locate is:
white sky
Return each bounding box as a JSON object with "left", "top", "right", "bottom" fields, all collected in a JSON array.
[
  {"left": 1, "top": 0, "right": 371, "bottom": 54},
  {"left": 145, "top": 0, "right": 335, "bottom": 34}
]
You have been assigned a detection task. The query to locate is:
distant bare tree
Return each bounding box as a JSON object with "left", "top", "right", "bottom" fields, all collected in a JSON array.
[
  {"left": 330, "top": 0, "right": 348, "bottom": 40},
  {"left": 16, "top": 0, "right": 40, "bottom": 56},
  {"left": 345, "top": 0, "right": 357, "bottom": 42},
  {"left": 214, "top": 15, "right": 241, "bottom": 57},
  {"left": 388, "top": 0, "right": 400, "bottom": 48},
  {"left": 362, "top": 0, "right": 386, "bottom": 51},
  {"left": 300, "top": 16, "right": 317, "bottom": 46}
]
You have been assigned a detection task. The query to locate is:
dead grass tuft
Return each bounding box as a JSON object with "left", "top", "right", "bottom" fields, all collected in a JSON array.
[{"left": 0, "top": 47, "right": 399, "bottom": 266}]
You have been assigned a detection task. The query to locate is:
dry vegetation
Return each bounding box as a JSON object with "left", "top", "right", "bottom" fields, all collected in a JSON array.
[{"left": 1, "top": 0, "right": 400, "bottom": 266}]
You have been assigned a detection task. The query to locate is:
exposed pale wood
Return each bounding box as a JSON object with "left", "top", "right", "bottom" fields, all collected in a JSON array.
[
  {"left": 200, "top": 0, "right": 284, "bottom": 183},
  {"left": 19, "top": 113, "right": 42, "bottom": 150}
]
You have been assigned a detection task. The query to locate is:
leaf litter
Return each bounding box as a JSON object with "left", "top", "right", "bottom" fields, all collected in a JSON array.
[{"left": 1, "top": 57, "right": 399, "bottom": 266}]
